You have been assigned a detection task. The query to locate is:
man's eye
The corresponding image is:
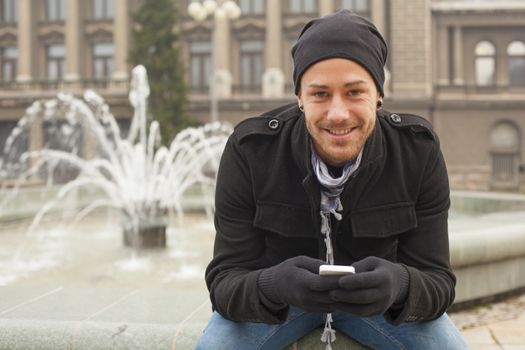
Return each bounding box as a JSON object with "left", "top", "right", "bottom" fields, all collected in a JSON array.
[
  {"left": 349, "top": 90, "right": 362, "bottom": 96},
  {"left": 313, "top": 91, "right": 328, "bottom": 98}
]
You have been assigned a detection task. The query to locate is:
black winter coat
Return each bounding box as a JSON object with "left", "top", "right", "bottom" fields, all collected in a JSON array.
[{"left": 205, "top": 103, "right": 455, "bottom": 325}]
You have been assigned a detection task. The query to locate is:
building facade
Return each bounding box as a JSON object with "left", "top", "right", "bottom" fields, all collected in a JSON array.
[
  {"left": 178, "top": 0, "right": 525, "bottom": 191},
  {"left": 0, "top": 0, "right": 138, "bottom": 167},
  {"left": 0, "top": 0, "right": 524, "bottom": 191}
]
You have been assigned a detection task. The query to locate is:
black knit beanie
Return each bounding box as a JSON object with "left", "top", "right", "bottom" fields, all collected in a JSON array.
[{"left": 292, "top": 10, "right": 388, "bottom": 97}]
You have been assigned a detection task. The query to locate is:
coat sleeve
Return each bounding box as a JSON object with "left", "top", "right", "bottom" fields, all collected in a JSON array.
[
  {"left": 388, "top": 139, "right": 456, "bottom": 324},
  {"left": 204, "top": 135, "right": 285, "bottom": 323}
]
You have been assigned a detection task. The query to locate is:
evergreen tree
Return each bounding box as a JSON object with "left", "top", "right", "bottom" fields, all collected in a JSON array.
[{"left": 129, "top": 0, "right": 192, "bottom": 144}]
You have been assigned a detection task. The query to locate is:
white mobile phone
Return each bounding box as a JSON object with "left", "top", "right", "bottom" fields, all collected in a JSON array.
[{"left": 319, "top": 264, "right": 356, "bottom": 276}]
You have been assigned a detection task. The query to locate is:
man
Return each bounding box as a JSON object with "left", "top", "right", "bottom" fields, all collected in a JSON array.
[{"left": 197, "top": 10, "right": 468, "bottom": 350}]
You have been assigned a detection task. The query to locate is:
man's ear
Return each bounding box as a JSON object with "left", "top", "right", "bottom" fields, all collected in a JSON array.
[
  {"left": 296, "top": 93, "right": 304, "bottom": 111},
  {"left": 376, "top": 91, "right": 383, "bottom": 109}
]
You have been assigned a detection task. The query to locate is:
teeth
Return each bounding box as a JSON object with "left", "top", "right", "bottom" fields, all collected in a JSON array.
[{"left": 329, "top": 128, "right": 352, "bottom": 135}]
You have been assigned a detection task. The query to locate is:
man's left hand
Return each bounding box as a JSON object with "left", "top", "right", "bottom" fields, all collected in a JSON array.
[{"left": 329, "top": 256, "right": 409, "bottom": 317}]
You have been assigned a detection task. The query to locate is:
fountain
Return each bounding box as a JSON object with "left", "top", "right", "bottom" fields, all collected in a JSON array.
[{"left": 0, "top": 65, "right": 232, "bottom": 248}]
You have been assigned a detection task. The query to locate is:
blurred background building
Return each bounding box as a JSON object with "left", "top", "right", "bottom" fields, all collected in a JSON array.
[{"left": 0, "top": 0, "right": 524, "bottom": 191}]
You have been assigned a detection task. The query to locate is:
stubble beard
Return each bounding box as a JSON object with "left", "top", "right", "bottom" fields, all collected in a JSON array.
[{"left": 313, "top": 120, "right": 375, "bottom": 166}]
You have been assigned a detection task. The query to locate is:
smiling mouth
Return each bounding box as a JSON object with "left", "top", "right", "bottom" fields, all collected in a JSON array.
[{"left": 326, "top": 127, "right": 356, "bottom": 136}]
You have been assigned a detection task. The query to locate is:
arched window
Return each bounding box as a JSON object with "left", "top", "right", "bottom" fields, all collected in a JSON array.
[
  {"left": 46, "top": 0, "right": 66, "bottom": 21},
  {"left": 240, "top": 40, "right": 263, "bottom": 92},
  {"left": 507, "top": 41, "right": 525, "bottom": 86},
  {"left": 490, "top": 121, "right": 520, "bottom": 185},
  {"left": 189, "top": 41, "right": 211, "bottom": 93},
  {"left": 289, "top": 0, "right": 316, "bottom": 14},
  {"left": 92, "top": 0, "right": 114, "bottom": 19},
  {"left": 92, "top": 43, "right": 114, "bottom": 79},
  {"left": 475, "top": 41, "right": 496, "bottom": 86},
  {"left": 0, "top": 46, "right": 17, "bottom": 81},
  {"left": 340, "top": 0, "right": 370, "bottom": 17},
  {"left": 0, "top": 0, "right": 17, "bottom": 23},
  {"left": 46, "top": 44, "right": 65, "bottom": 80},
  {"left": 239, "top": 0, "right": 264, "bottom": 15}
]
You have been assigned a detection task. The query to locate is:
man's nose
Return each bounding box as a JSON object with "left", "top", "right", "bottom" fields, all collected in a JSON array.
[{"left": 326, "top": 96, "right": 350, "bottom": 122}]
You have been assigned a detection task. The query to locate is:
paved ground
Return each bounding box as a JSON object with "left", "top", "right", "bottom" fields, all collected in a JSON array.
[{"left": 450, "top": 292, "right": 525, "bottom": 349}]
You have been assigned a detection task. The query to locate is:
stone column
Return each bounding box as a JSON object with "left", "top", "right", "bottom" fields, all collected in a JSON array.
[
  {"left": 263, "top": 0, "right": 284, "bottom": 98},
  {"left": 16, "top": 0, "right": 34, "bottom": 82},
  {"left": 389, "top": 0, "right": 432, "bottom": 98},
  {"left": 318, "top": 0, "right": 334, "bottom": 16},
  {"left": 437, "top": 24, "right": 450, "bottom": 86},
  {"left": 371, "top": 0, "right": 389, "bottom": 96},
  {"left": 214, "top": 12, "right": 232, "bottom": 99},
  {"left": 112, "top": 0, "right": 130, "bottom": 80},
  {"left": 496, "top": 42, "right": 508, "bottom": 86},
  {"left": 28, "top": 115, "right": 43, "bottom": 169},
  {"left": 82, "top": 117, "right": 97, "bottom": 160},
  {"left": 370, "top": 0, "right": 385, "bottom": 35},
  {"left": 453, "top": 26, "right": 464, "bottom": 85},
  {"left": 65, "top": 0, "right": 81, "bottom": 81}
]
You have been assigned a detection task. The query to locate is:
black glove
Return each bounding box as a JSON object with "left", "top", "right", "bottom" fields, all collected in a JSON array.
[
  {"left": 257, "top": 256, "right": 340, "bottom": 313},
  {"left": 329, "top": 256, "right": 409, "bottom": 317}
]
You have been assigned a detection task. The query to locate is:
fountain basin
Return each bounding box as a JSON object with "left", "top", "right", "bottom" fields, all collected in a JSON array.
[
  {"left": 122, "top": 219, "right": 167, "bottom": 248},
  {"left": 0, "top": 191, "right": 525, "bottom": 349},
  {"left": 449, "top": 191, "right": 525, "bottom": 308}
]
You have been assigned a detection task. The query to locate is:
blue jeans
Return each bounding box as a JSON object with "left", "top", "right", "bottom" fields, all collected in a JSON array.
[{"left": 196, "top": 307, "right": 468, "bottom": 350}]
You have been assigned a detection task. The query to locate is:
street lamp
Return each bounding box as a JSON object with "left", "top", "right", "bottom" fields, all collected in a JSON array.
[{"left": 187, "top": 0, "right": 241, "bottom": 123}]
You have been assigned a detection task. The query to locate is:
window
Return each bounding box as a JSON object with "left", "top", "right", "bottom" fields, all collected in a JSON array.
[
  {"left": 189, "top": 41, "right": 211, "bottom": 93},
  {"left": 492, "top": 154, "right": 515, "bottom": 182},
  {"left": 490, "top": 121, "right": 520, "bottom": 183},
  {"left": 0, "top": 0, "right": 17, "bottom": 23},
  {"left": 93, "top": 43, "right": 114, "bottom": 78},
  {"left": 46, "top": 44, "right": 65, "bottom": 80},
  {"left": 240, "top": 0, "right": 264, "bottom": 15},
  {"left": 1, "top": 46, "right": 17, "bottom": 81},
  {"left": 43, "top": 120, "right": 83, "bottom": 183},
  {"left": 475, "top": 40, "right": 495, "bottom": 86},
  {"left": 0, "top": 121, "right": 16, "bottom": 156},
  {"left": 507, "top": 41, "right": 525, "bottom": 86},
  {"left": 92, "top": 0, "right": 114, "bottom": 19},
  {"left": 240, "top": 40, "right": 263, "bottom": 91},
  {"left": 289, "top": 0, "right": 316, "bottom": 14},
  {"left": 46, "top": 0, "right": 66, "bottom": 21},
  {"left": 340, "top": 0, "right": 369, "bottom": 16}
]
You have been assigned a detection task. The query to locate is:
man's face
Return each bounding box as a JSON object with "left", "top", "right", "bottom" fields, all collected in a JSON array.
[{"left": 297, "top": 58, "right": 381, "bottom": 167}]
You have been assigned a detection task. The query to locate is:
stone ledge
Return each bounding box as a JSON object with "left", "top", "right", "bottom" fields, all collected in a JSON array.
[
  {"left": 450, "top": 211, "right": 525, "bottom": 304},
  {"left": 0, "top": 317, "right": 369, "bottom": 350},
  {"left": 1, "top": 202, "right": 524, "bottom": 349},
  {"left": 0, "top": 284, "right": 369, "bottom": 350},
  {"left": 0, "top": 319, "right": 179, "bottom": 350}
]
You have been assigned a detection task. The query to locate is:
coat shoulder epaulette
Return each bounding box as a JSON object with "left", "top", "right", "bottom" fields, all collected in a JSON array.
[
  {"left": 380, "top": 110, "right": 436, "bottom": 141},
  {"left": 234, "top": 103, "right": 299, "bottom": 143}
]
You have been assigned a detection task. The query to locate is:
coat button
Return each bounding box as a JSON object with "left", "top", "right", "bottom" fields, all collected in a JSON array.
[
  {"left": 268, "top": 119, "right": 279, "bottom": 130},
  {"left": 390, "top": 113, "right": 401, "bottom": 123}
]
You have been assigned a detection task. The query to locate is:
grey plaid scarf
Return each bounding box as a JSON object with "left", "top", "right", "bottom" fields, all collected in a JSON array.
[{"left": 311, "top": 147, "right": 362, "bottom": 350}]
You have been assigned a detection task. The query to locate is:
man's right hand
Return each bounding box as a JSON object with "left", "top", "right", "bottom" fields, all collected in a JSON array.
[{"left": 257, "top": 256, "right": 340, "bottom": 313}]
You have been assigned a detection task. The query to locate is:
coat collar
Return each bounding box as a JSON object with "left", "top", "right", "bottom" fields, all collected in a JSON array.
[{"left": 290, "top": 112, "right": 313, "bottom": 181}]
